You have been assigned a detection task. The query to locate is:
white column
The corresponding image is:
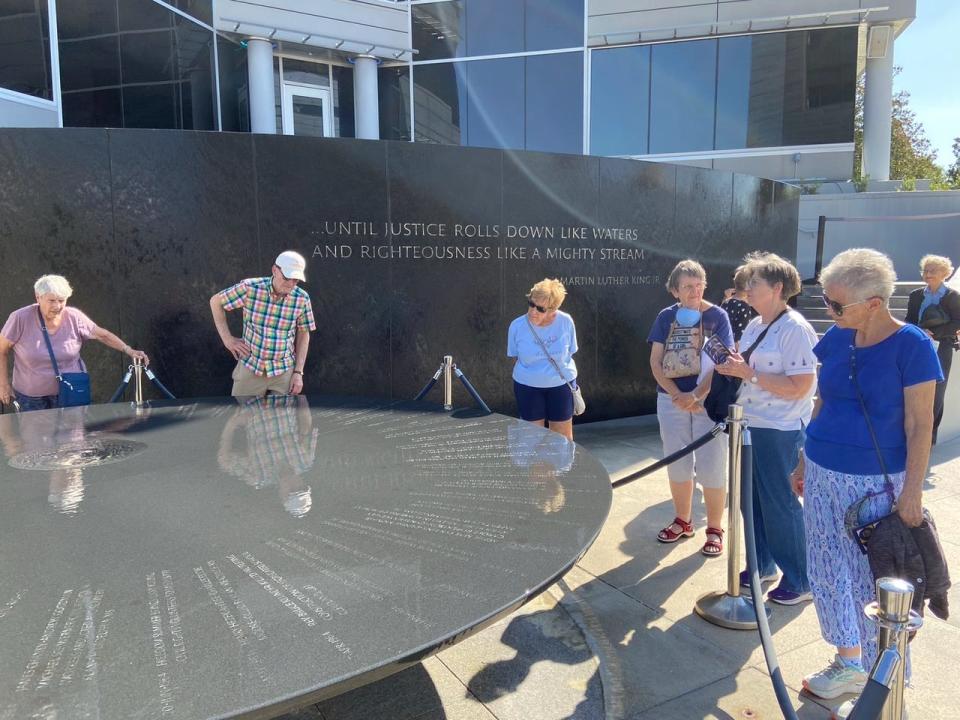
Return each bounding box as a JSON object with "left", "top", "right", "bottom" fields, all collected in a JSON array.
[
  {"left": 246, "top": 37, "right": 276, "bottom": 134},
  {"left": 863, "top": 27, "right": 894, "bottom": 182},
  {"left": 353, "top": 55, "right": 380, "bottom": 140}
]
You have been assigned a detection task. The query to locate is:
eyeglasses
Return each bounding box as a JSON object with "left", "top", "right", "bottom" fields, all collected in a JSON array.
[
  {"left": 822, "top": 293, "right": 870, "bottom": 317},
  {"left": 528, "top": 300, "right": 550, "bottom": 313}
]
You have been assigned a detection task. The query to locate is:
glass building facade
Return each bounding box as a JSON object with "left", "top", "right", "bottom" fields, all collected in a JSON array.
[
  {"left": 376, "top": 0, "right": 859, "bottom": 162},
  {"left": 2, "top": 0, "right": 858, "bottom": 164},
  {"left": 0, "top": 2, "right": 54, "bottom": 102},
  {"left": 1, "top": 0, "right": 249, "bottom": 131}
]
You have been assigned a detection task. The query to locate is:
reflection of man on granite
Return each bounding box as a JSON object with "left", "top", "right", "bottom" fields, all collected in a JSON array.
[
  {"left": 217, "top": 394, "right": 318, "bottom": 516},
  {"left": 507, "top": 420, "right": 574, "bottom": 513}
]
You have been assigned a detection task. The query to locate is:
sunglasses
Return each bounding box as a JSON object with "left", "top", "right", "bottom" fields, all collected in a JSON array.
[
  {"left": 822, "top": 293, "right": 870, "bottom": 317},
  {"left": 843, "top": 491, "right": 895, "bottom": 555},
  {"left": 528, "top": 300, "right": 550, "bottom": 313}
]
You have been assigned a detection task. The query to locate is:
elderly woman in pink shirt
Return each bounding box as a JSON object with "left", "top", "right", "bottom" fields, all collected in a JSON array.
[{"left": 0, "top": 275, "right": 149, "bottom": 411}]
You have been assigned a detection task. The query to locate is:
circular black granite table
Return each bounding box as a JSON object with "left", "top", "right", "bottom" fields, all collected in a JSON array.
[{"left": 0, "top": 396, "right": 611, "bottom": 720}]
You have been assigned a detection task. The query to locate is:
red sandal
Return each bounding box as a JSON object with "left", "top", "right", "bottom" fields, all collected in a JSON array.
[
  {"left": 701, "top": 527, "right": 724, "bottom": 557},
  {"left": 657, "top": 516, "right": 694, "bottom": 543}
]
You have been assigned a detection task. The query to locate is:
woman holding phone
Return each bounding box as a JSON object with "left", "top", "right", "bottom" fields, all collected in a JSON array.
[{"left": 716, "top": 252, "right": 818, "bottom": 604}]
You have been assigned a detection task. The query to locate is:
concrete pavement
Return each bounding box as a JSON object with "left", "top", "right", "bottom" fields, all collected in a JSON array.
[{"left": 275, "top": 417, "right": 960, "bottom": 720}]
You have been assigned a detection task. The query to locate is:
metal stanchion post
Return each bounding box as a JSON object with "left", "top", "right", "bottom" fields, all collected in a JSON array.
[
  {"left": 442, "top": 355, "right": 453, "bottom": 411},
  {"left": 133, "top": 357, "right": 145, "bottom": 407},
  {"left": 835, "top": 578, "right": 922, "bottom": 720},
  {"left": 695, "top": 403, "right": 771, "bottom": 629},
  {"left": 875, "top": 578, "right": 915, "bottom": 720}
]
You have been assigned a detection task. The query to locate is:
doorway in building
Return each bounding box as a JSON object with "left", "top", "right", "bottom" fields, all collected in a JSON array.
[{"left": 281, "top": 83, "right": 333, "bottom": 137}]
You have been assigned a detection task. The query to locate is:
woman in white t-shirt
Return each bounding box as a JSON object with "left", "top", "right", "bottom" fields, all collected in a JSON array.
[{"left": 716, "top": 252, "right": 818, "bottom": 605}]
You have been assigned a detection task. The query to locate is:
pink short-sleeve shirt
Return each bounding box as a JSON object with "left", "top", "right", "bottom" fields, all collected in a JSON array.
[{"left": 1, "top": 305, "right": 98, "bottom": 397}]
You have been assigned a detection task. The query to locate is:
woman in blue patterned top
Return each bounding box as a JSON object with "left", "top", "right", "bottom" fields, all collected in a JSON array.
[{"left": 793, "top": 249, "right": 941, "bottom": 702}]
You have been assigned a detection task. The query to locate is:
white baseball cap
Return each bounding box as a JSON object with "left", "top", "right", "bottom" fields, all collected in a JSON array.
[{"left": 275, "top": 251, "right": 307, "bottom": 281}]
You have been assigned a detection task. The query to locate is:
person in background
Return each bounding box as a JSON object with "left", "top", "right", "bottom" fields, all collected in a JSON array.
[
  {"left": 795, "top": 248, "right": 939, "bottom": 703},
  {"left": 648, "top": 259, "right": 733, "bottom": 557},
  {"left": 0, "top": 274, "right": 149, "bottom": 411},
  {"left": 210, "top": 251, "right": 316, "bottom": 397},
  {"left": 717, "top": 252, "right": 818, "bottom": 605},
  {"left": 721, "top": 264, "right": 759, "bottom": 347},
  {"left": 905, "top": 254, "right": 960, "bottom": 444},
  {"left": 507, "top": 278, "right": 579, "bottom": 441}
]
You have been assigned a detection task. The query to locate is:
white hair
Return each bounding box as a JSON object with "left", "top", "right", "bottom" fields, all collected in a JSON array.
[
  {"left": 819, "top": 248, "right": 897, "bottom": 302},
  {"left": 920, "top": 254, "right": 954, "bottom": 277},
  {"left": 34, "top": 275, "right": 73, "bottom": 299}
]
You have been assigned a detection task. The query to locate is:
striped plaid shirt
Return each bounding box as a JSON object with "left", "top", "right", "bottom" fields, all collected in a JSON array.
[{"left": 219, "top": 277, "right": 316, "bottom": 377}]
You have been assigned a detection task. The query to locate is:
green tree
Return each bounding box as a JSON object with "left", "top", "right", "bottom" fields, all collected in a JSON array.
[
  {"left": 946, "top": 137, "right": 960, "bottom": 187},
  {"left": 853, "top": 68, "right": 946, "bottom": 187}
]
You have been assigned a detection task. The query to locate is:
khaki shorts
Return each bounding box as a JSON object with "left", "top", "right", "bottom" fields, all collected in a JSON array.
[{"left": 231, "top": 363, "right": 294, "bottom": 397}]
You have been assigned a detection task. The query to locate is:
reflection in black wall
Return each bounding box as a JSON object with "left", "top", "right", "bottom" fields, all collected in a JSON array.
[{"left": 0, "top": 129, "right": 799, "bottom": 421}]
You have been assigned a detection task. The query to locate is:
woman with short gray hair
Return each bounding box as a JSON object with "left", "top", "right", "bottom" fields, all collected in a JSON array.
[
  {"left": 716, "top": 252, "right": 818, "bottom": 604},
  {"left": 905, "top": 253, "right": 959, "bottom": 444},
  {"left": 793, "top": 248, "right": 940, "bottom": 703},
  {"left": 0, "top": 274, "right": 149, "bottom": 411}
]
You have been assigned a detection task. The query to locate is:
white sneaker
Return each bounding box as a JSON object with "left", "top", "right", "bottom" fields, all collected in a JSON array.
[{"left": 803, "top": 655, "right": 867, "bottom": 700}]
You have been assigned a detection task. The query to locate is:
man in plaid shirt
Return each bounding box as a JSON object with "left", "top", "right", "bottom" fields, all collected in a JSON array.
[{"left": 210, "top": 251, "right": 317, "bottom": 397}]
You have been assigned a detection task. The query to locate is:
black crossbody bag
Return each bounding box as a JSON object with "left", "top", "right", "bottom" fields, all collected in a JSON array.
[{"left": 703, "top": 309, "right": 788, "bottom": 424}]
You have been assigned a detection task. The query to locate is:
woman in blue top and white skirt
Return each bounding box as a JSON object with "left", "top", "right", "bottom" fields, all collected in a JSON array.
[
  {"left": 792, "top": 249, "right": 941, "bottom": 703},
  {"left": 507, "top": 278, "right": 579, "bottom": 441}
]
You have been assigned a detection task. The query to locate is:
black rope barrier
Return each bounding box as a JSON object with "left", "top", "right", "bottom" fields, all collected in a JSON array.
[
  {"left": 610, "top": 423, "right": 725, "bottom": 488},
  {"left": 740, "top": 432, "right": 800, "bottom": 720}
]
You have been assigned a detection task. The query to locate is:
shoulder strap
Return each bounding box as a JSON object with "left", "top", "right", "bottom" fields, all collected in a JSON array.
[
  {"left": 36, "top": 307, "right": 62, "bottom": 380},
  {"left": 526, "top": 317, "right": 576, "bottom": 390},
  {"left": 849, "top": 345, "right": 896, "bottom": 499},
  {"left": 741, "top": 308, "right": 789, "bottom": 363}
]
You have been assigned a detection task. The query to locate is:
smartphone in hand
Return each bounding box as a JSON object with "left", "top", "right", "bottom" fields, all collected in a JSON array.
[{"left": 703, "top": 335, "right": 732, "bottom": 365}]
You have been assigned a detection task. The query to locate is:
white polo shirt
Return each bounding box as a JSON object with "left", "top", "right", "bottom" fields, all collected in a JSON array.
[{"left": 737, "top": 309, "right": 818, "bottom": 431}]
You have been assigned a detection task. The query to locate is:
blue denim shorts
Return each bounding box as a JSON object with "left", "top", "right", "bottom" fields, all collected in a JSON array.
[
  {"left": 14, "top": 391, "right": 59, "bottom": 412},
  {"left": 514, "top": 381, "right": 574, "bottom": 422}
]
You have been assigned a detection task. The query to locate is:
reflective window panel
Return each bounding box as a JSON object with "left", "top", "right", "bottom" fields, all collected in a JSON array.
[
  {"left": 283, "top": 58, "right": 330, "bottom": 87},
  {"left": 525, "top": 52, "right": 583, "bottom": 154},
  {"left": 413, "top": 62, "right": 466, "bottom": 145},
  {"left": 332, "top": 65, "right": 355, "bottom": 138},
  {"left": 591, "top": 26, "right": 857, "bottom": 156},
  {"left": 649, "top": 39, "right": 717, "bottom": 154},
  {"left": 0, "top": 0, "right": 53, "bottom": 100},
  {"left": 217, "top": 35, "right": 249, "bottom": 132},
  {"left": 465, "top": 57, "right": 524, "bottom": 150},
  {"left": 59, "top": 0, "right": 216, "bottom": 130},
  {"left": 413, "top": 0, "right": 583, "bottom": 59},
  {"left": 525, "top": 0, "right": 583, "bottom": 52},
  {"left": 589, "top": 44, "right": 649, "bottom": 156},
  {"left": 60, "top": 88, "right": 122, "bottom": 127},
  {"left": 163, "top": 0, "right": 213, "bottom": 27},
  {"left": 413, "top": 53, "right": 583, "bottom": 153},
  {"left": 56, "top": 0, "right": 117, "bottom": 40},
  {"left": 379, "top": 66, "right": 411, "bottom": 141}
]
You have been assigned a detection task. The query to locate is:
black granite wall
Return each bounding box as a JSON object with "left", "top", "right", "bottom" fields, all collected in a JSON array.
[{"left": 0, "top": 129, "right": 799, "bottom": 420}]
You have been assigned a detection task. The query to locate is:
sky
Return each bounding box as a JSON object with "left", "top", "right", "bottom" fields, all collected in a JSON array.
[{"left": 893, "top": 0, "right": 960, "bottom": 168}]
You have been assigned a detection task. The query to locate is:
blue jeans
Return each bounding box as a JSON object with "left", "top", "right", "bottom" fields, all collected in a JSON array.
[
  {"left": 745, "top": 427, "right": 809, "bottom": 593},
  {"left": 14, "top": 390, "right": 59, "bottom": 412}
]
